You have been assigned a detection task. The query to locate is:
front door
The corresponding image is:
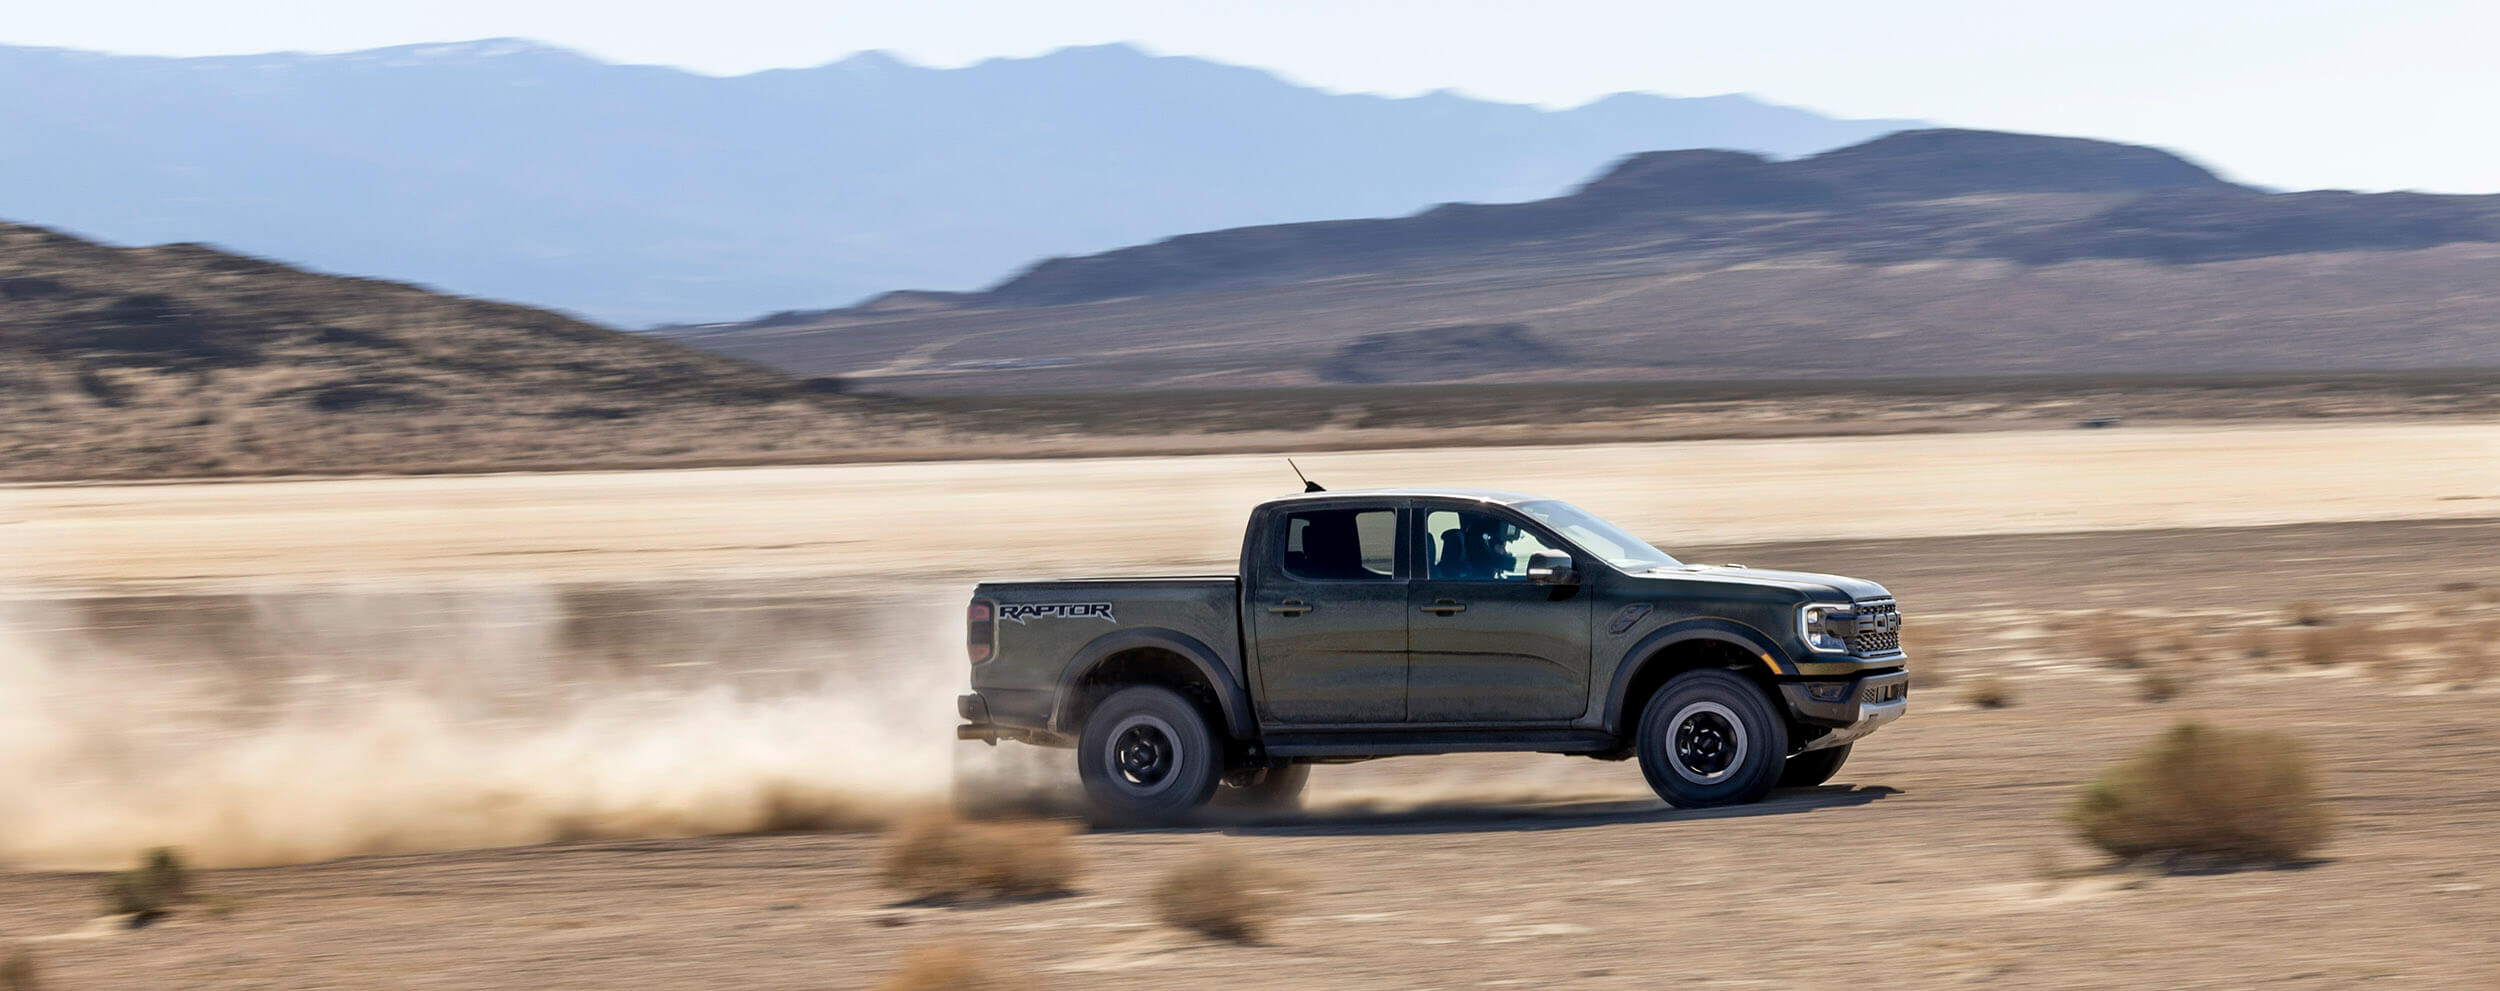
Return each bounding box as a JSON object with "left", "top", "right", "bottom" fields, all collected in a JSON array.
[
  {"left": 1406, "top": 505, "right": 1593, "bottom": 722},
  {"left": 1247, "top": 502, "right": 1410, "bottom": 724}
]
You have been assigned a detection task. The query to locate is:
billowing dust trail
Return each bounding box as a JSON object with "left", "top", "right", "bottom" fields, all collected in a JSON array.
[
  {"left": 0, "top": 588, "right": 966, "bottom": 869},
  {"left": 1, "top": 582, "right": 1669, "bottom": 869}
]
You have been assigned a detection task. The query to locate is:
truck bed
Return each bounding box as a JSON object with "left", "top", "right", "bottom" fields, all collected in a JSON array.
[{"left": 969, "top": 575, "right": 1246, "bottom": 736}]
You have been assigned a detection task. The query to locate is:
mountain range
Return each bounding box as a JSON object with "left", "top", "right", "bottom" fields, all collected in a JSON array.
[
  {"left": 0, "top": 39, "right": 1916, "bottom": 325},
  {"left": 0, "top": 219, "right": 913, "bottom": 480},
  {"left": 666, "top": 129, "right": 2500, "bottom": 391}
]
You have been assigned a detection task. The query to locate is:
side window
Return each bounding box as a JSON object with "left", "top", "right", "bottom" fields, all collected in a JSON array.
[
  {"left": 1281, "top": 508, "right": 1398, "bottom": 581},
  {"left": 1424, "top": 508, "right": 1564, "bottom": 581}
]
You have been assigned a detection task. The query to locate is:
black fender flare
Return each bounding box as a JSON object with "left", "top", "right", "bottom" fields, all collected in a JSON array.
[
  {"left": 1601, "top": 618, "right": 1792, "bottom": 735},
  {"left": 1050, "top": 627, "right": 1257, "bottom": 739}
]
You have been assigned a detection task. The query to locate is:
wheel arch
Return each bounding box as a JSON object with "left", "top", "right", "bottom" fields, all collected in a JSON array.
[
  {"left": 1051, "top": 627, "right": 1256, "bottom": 739},
  {"left": 1603, "top": 619, "right": 1791, "bottom": 736}
]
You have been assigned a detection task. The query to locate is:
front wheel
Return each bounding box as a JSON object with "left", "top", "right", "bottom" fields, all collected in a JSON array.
[
  {"left": 1636, "top": 669, "right": 1790, "bottom": 808},
  {"left": 1076, "top": 686, "right": 1224, "bottom": 825},
  {"left": 1778, "top": 743, "right": 1851, "bottom": 788}
]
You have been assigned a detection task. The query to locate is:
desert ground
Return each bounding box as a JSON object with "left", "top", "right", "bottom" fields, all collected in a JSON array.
[{"left": 4, "top": 421, "right": 2499, "bottom": 988}]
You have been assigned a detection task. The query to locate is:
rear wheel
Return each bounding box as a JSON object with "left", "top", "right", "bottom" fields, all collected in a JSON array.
[
  {"left": 1636, "top": 669, "right": 1789, "bottom": 808},
  {"left": 1214, "top": 763, "right": 1310, "bottom": 811},
  {"left": 1077, "top": 686, "right": 1224, "bottom": 825},
  {"left": 1778, "top": 743, "right": 1852, "bottom": 788}
]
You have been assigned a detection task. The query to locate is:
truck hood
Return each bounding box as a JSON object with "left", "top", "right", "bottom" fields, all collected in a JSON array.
[{"left": 1637, "top": 564, "right": 1891, "bottom": 601}]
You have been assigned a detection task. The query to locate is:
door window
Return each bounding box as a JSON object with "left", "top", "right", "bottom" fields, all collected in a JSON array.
[
  {"left": 1423, "top": 508, "right": 1564, "bottom": 581},
  {"left": 1281, "top": 508, "right": 1399, "bottom": 581}
]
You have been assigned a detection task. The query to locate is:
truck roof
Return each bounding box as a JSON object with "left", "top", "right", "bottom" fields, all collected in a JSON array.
[{"left": 1258, "top": 487, "right": 1545, "bottom": 506}]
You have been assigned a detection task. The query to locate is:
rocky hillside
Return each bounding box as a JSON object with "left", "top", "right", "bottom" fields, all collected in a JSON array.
[
  {"left": 671, "top": 130, "right": 2500, "bottom": 392},
  {"left": 0, "top": 222, "right": 916, "bottom": 480}
]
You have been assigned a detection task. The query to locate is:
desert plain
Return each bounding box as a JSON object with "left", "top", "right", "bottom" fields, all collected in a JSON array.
[{"left": 3, "top": 420, "right": 2499, "bottom": 988}]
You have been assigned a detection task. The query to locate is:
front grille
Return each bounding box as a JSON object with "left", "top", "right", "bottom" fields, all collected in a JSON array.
[
  {"left": 1849, "top": 629, "right": 1900, "bottom": 654},
  {"left": 1861, "top": 680, "right": 1907, "bottom": 704},
  {"left": 1847, "top": 598, "right": 1902, "bottom": 655}
]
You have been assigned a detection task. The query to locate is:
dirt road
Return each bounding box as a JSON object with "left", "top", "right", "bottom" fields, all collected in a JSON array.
[{"left": 4, "top": 422, "right": 2499, "bottom": 988}]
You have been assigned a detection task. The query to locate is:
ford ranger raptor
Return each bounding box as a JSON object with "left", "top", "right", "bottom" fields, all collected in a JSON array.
[{"left": 957, "top": 488, "right": 1907, "bottom": 822}]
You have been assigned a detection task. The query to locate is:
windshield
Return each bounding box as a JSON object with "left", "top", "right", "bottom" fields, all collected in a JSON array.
[{"left": 1513, "top": 499, "right": 1681, "bottom": 571}]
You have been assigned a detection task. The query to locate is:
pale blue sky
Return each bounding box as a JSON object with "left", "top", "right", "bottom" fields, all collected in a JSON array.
[{"left": 9, "top": 0, "right": 2494, "bottom": 192}]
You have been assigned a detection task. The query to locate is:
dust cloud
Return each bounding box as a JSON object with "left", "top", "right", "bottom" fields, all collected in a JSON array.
[
  {"left": 0, "top": 581, "right": 1678, "bottom": 871},
  {"left": 0, "top": 585, "right": 968, "bottom": 869}
]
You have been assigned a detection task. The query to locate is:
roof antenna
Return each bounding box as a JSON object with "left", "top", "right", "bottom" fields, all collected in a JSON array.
[{"left": 1288, "top": 458, "right": 1325, "bottom": 492}]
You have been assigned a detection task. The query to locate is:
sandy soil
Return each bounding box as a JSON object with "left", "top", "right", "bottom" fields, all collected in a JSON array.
[
  {"left": 11, "top": 663, "right": 2498, "bottom": 990},
  {"left": 4, "top": 421, "right": 2500, "bottom": 989},
  {"left": 7, "top": 422, "right": 2497, "bottom": 594}
]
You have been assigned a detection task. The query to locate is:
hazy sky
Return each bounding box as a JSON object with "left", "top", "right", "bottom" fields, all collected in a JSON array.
[{"left": 9, "top": 0, "right": 2495, "bottom": 193}]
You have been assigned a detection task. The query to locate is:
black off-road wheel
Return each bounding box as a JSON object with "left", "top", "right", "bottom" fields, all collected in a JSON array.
[
  {"left": 1778, "top": 743, "right": 1851, "bottom": 789},
  {"left": 1636, "top": 669, "right": 1790, "bottom": 808},
  {"left": 1213, "top": 762, "right": 1311, "bottom": 811},
  {"left": 1077, "top": 686, "right": 1224, "bottom": 825}
]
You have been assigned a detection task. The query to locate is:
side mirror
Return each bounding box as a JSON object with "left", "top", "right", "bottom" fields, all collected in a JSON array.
[{"left": 1525, "top": 551, "right": 1578, "bottom": 585}]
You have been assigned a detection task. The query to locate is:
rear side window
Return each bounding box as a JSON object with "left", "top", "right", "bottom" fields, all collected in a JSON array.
[{"left": 1281, "top": 508, "right": 1398, "bottom": 581}]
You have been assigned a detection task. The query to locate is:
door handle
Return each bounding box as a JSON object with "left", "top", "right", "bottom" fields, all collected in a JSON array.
[
  {"left": 1268, "top": 599, "right": 1313, "bottom": 616},
  {"left": 1419, "top": 600, "right": 1468, "bottom": 615}
]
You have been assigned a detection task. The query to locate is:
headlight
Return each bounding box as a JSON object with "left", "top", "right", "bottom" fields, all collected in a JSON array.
[{"left": 1799, "top": 602, "right": 1857, "bottom": 654}]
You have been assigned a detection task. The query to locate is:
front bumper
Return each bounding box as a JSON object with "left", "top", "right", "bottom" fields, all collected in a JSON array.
[{"left": 1778, "top": 670, "right": 1909, "bottom": 753}]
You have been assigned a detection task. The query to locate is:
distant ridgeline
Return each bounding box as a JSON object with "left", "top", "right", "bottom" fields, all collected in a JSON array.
[
  {"left": 0, "top": 221, "right": 908, "bottom": 480},
  {"left": 0, "top": 40, "right": 1917, "bottom": 325},
  {"left": 671, "top": 129, "right": 2500, "bottom": 392}
]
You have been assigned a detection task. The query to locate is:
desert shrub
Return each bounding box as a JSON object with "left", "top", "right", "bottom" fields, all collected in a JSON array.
[
  {"left": 2081, "top": 613, "right": 2146, "bottom": 669},
  {"left": 2294, "top": 622, "right": 2370, "bottom": 667},
  {"left": 873, "top": 943, "right": 1005, "bottom": 991},
  {"left": 140, "top": 847, "right": 191, "bottom": 900},
  {"left": 2137, "top": 667, "right": 2183, "bottom": 703},
  {"left": 2287, "top": 600, "right": 2333, "bottom": 627},
  {"left": 100, "top": 847, "right": 193, "bottom": 918},
  {"left": 2070, "top": 723, "right": 2333, "bottom": 866},
  {"left": 880, "top": 813, "right": 1081, "bottom": 904},
  {"left": 1150, "top": 852, "right": 1297, "bottom": 942},
  {"left": 1, "top": 946, "right": 38, "bottom": 991},
  {"left": 2229, "top": 627, "right": 2278, "bottom": 663},
  {"left": 1965, "top": 675, "right": 2016, "bottom": 709},
  {"left": 2154, "top": 626, "right": 2209, "bottom": 666}
]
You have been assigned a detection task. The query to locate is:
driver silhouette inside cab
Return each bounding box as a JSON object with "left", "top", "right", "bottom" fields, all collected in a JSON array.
[{"left": 1434, "top": 514, "right": 1521, "bottom": 580}]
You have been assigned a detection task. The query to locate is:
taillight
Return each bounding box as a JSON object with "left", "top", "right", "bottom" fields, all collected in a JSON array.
[{"left": 967, "top": 599, "right": 995, "bottom": 663}]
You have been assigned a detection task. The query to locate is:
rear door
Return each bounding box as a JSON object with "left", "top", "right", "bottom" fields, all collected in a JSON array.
[
  {"left": 1245, "top": 500, "right": 1410, "bottom": 725},
  {"left": 1405, "top": 502, "right": 1593, "bottom": 722}
]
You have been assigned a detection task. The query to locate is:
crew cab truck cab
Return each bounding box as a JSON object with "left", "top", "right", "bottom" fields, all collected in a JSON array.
[{"left": 959, "top": 488, "right": 1908, "bottom": 822}]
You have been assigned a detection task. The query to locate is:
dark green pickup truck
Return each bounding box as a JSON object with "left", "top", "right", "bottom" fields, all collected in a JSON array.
[{"left": 958, "top": 488, "right": 1908, "bottom": 822}]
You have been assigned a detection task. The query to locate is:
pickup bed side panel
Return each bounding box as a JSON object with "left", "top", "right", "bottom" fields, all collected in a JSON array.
[
  {"left": 1049, "top": 627, "right": 1256, "bottom": 736},
  {"left": 970, "top": 578, "right": 1243, "bottom": 736}
]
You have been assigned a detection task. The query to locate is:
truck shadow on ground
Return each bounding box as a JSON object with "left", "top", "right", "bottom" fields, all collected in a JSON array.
[{"left": 1161, "top": 784, "right": 1901, "bottom": 837}]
